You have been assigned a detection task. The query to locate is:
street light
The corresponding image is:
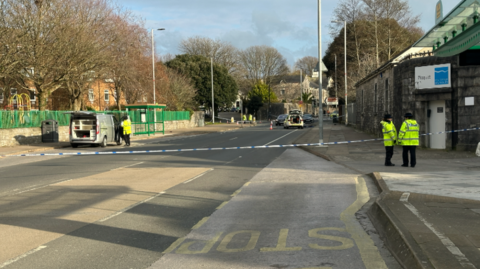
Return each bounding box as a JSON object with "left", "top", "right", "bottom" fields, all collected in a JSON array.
[
  {"left": 317, "top": 0, "right": 324, "bottom": 145},
  {"left": 152, "top": 28, "right": 165, "bottom": 105},
  {"left": 332, "top": 20, "right": 347, "bottom": 125}
]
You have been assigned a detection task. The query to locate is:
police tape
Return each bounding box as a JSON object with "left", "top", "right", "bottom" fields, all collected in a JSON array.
[{"left": 2, "top": 127, "right": 479, "bottom": 157}]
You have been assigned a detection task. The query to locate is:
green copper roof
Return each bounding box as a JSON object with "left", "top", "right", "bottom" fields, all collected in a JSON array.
[{"left": 413, "top": 0, "right": 480, "bottom": 57}]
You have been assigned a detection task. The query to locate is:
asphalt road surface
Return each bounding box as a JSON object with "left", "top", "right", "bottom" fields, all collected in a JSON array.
[{"left": 0, "top": 124, "right": 400, "bottom": 269}]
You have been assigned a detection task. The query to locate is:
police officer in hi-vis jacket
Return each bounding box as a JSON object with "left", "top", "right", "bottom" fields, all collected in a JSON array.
[
  {"left": 381, "top": 114, "right": 397, "bottom": 166},
  {"left": 398, "top": 112, "right": 419, "bottom": 167}
]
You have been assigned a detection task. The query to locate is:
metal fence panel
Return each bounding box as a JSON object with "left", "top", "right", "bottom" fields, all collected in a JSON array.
[{"left": 0, "top": 110, "right": 191, "bottom": 129}]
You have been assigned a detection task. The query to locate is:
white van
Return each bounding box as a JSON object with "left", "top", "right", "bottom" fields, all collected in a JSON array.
[{"left": 69, "top": 112, "right": 122, "bottom": 148}]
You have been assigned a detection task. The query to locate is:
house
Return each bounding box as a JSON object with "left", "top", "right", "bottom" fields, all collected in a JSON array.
[{"left": 0, "top": 79, "right": 126, "bottom": 111}]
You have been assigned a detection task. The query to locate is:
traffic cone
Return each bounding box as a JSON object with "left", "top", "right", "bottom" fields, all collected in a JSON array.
[{"left": 270, "top": 121, "right": 273, "bottom": 130}]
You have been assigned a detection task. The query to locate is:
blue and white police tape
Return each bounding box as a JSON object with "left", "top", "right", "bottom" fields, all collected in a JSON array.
[{"left": 2, "top": 127, "right": 479, "bottom": 158}]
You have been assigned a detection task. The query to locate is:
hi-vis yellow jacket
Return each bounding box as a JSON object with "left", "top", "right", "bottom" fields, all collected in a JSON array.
[
  {"left": 398, "top": 119, "right": 419, "bottom": 146},
  {"left": 123, "top": 119, "right": 132, "bottom": 135},
  {"left": 381, "top": 121, "right": 397, "bottom": 146}
]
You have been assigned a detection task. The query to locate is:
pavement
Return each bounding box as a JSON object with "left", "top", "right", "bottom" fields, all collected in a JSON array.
[{"left": 294, "top": 118, "right": 480, "bottom": 269}]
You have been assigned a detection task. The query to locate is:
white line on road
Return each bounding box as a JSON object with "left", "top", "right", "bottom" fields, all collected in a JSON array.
[
  {"left": 230, "top": 137, "right": 238, "bottom": 140},
  {"left": 1, "top": 179, "right": 72, "bottom": 197},
  {"left": 183, "top": 169, "right": 214, "bottom": 184},
  {"left": 401, "top": 193, "right": 477, "bottom": 269},
  {"left": 99, "top": 192, "right": 165, "bottom": 222},
  {"left": 264, "top": 130, "right": 298, "bottom": 146},
  {"left": 110, "top": 162, "right": 144, "bottom": 171},
  {"left": 0, "top": 246, "right": 47, "bottom": 268}
]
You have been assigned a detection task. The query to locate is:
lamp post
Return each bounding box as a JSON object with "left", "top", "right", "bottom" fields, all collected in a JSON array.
[
  {"left": 332, "top": 20, "right": 347, "bottom": 125},
  {"left": 152, "top": 28, "right": 165, "bottom": 105},
  {"left": 211, "top": 58, "right": 215, "bottom": 123},
  {"left": 317, "top": 0, "right": 323, "bottom": 145}
]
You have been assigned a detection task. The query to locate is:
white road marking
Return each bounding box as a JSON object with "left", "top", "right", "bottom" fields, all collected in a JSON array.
[
  {"left": 183, "top": 169, "right": 214, "bottom": 184},
  {"left": 99, "top": 192, "right": 165, "bottom": 222},
  {"left": 223, "top": 157, "right": 241, "bottom": 166},
  {"left": 0, "top": 246, "right": 47, "bottom": 268},
  {"left": 264, "top": 130, "right": 298, "bottom": 146},
  {"left": 1, "top": 179, "right": 72, "bottom": 197},
  {"left": 230, "top": 137, "right": 238, "bottom": 140},
  {"left": 110, "top": 162, "right": 144, "bottom": 171},
  {"left": 401, "top": 193, "right": 476, "bottom": 269}
]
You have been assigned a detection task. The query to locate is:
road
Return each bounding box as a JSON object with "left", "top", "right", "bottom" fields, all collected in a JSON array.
[{"left": 0, "top": 123, "right": 399, "bottom": 269}]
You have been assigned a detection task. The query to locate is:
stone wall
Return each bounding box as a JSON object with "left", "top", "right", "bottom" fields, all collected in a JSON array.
[
  {"left": 355, "top": 67, "right": 395, "bottom": 138},
  {"left": 0, "top": 126, "right": 69, "bottom": 147},
  {"left": 0, "top": 111, "right": 205, "bottom": 147}
]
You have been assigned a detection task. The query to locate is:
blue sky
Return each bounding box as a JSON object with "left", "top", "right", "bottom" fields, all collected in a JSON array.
[{"left": 117, "top": 0, "right": 458, "bottom": 67}]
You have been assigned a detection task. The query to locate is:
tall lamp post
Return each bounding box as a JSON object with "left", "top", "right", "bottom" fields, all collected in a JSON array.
[
  {"left": 317, "top": 0, "right": 324, "bottom": 145},
  {"left": 332, "top": 20, "right": 347, "bottom": 125},
  {"left": 211, "top": 58, "right": 215, "bottom": 123},
  {"left": 152, "top": 28, "right": 165, "bottom": 105}
]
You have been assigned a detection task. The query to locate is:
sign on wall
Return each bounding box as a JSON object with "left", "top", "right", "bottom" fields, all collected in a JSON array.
[
  {"left": 326, "top": 97, "right": 338, "bottom": 105},
  {"left": 415, "top": 63, "right": 451, "bottom": 90}
]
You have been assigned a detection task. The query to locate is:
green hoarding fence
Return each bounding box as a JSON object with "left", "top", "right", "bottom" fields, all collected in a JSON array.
[{"left": 0, "top": 110, "right": 191, "bottom": 129}]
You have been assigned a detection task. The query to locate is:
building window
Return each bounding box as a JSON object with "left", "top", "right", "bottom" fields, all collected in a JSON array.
[
  {"left": 362, "top": 90, "right": 364, "bottom": 111},
  {"left": 29, "top": 89, "right": 36, "bottom": 101},
  {"left": 104, "top": 90, "right": 109, "bottom": 102},
  {"left": 281, "top": 88, "right": 285, "bottom": 96},
  {"left": 0, "top": 88, "right": 3, "bottom": 102},
  {"left": 374, "top": 83, "right": 377, "bottom": 112},
  {"left": 88, "top": 89, "right": 94, "bottom": 102},
  {"left": 385, "top": 79, "right": 389, "bottom": 112}
]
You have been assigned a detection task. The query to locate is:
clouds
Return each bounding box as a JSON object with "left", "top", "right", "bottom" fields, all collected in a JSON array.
[{"left": 116, "top": 0, "right": 451, "bottom": 66}]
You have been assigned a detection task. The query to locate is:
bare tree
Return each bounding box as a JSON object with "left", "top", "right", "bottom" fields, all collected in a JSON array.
[
  {"left": 238, "top": 45, "right": 289, "bottom": 87},
  {"left": 179, "top": 36, "right": 238, "bottom": 73},
  {"left": 165, "top": 68, "right": 196, "bottom": 110},
  {"left": 331, "top": 0, "right": 365, "bottom": 69},
  {"left": 294, "top": 56, "right": 318, "bottom": 76},
  {"left": 62, "top": 0, "right": 121, "bottom": 111},
  {"left": 380, "top": 0, "right": 421, "bottom": 60},
  {"left": 106, "top": 14, "right": 150, "bottom": 107}
]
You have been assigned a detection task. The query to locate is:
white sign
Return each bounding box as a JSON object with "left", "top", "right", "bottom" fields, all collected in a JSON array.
[
  {"left": 312, "top": 71, "right": 319, "bottom": 78},
  {"left": 326, "top": 97, "right": 338, "bottom": 105},
  {"left": 415, "top": 63, "right": 451, "bottom": 90},
  {"left": 465, "top": 97, "right": 475, "bottom": 106}
]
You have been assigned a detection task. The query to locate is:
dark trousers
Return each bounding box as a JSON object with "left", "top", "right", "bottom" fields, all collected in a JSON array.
[
  {"left": 124, "top": 134, "right": 130, "bottom": 145},
  {"left": 402, "top": 146, "right": 416, "bottom": 167},
  {"left": 385, "top": 146, "right": 394, "bottom": 165}
]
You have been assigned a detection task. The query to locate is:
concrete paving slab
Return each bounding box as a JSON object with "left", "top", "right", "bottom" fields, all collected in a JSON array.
[{"left": 381, "top": 171, "right": 480, "bottom": 201}]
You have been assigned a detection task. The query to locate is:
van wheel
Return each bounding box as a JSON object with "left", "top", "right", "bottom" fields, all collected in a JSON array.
[
  {"left": 71, "top": 143, "right": 78, "bottom": 148},
  {"left": 100, "top": 137, "right": 107, "bottom": 148}
]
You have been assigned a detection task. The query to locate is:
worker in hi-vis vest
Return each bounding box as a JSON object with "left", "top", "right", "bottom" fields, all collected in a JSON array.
[
  {"left": 398, "top": 112, "right": 419, "bottom": 167},
  {"left": 380, "top": 114, "right": 397, "bottom": 166},
  {"left": 121, "top": 115, "right": 132, "bottom": 146},
  {"left": 248, "top": 114, "right": 252, "bottom": 122},
  {"left": 243, "top": 114, "right": 246, "bottom": 122}
]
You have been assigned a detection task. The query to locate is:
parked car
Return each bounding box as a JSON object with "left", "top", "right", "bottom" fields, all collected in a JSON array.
[
  {"left": 68, "top": 112, "right": 122, "bottom": 148},
  {"left": 230, "top": 107, "right": 236, "bottom": 112},
  {"left": 275, "top": 114, "right": 288, "bottom": 126},
  {"left": 284, "top": 114, "right": 304, "bottom": 129},
  {"left": 303, "top": 114, "right": 314, "bottom": 124}
]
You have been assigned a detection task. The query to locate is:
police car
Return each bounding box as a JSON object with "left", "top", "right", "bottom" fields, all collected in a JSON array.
[{"left": 284, "top": 110, "right": 304, "bottom": 129}]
